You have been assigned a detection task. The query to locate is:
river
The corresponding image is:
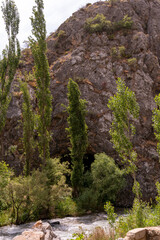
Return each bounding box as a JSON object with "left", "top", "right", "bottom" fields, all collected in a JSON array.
[{"left": 0, "top": 213, "right": 110, "bottom": 240}]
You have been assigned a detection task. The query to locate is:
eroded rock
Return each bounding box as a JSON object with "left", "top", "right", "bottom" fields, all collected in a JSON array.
[{"left": 13, "top": 220, "right": 60, "bottom": 240}]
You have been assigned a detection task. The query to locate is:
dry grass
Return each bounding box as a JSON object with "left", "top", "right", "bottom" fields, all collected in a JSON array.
[{"left": 86, "top": 227, "right": 113, "bottom": 240}]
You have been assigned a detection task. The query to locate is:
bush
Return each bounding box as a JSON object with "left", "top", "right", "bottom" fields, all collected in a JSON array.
[
  {"left": 114, "top": 15, "right": 133, "bottom": 31},
  {"left": 91, "top": 153, "right": 125, "bottom": 204},
  {"left": 57, "top": 30, "right": 66, "bottom": 39},
  {"left": 119, "top": 46, "right": 126, "bottom": 57},
  {"left": 0, "top": 157, "right": 72, "bottom": 224},
  {"left": 77, "top": 188, "right": 98, "bottom": 211},
  {"left": 85, "top": 14, "right": 133, "bottom": 34},
  {"left": 111, "top": 47, "right": 118, "bottom": 58},
  {"left": 116, "top": 199, "right": 152, "bottom": 238},
  {"left": 127, "top": 58, "right": 137, "bottom": 70},
  {"left": 85, "top": 14, "right": 112, "bottom": 34},
  {"left": 55, "top": 196, "right": 77, "bottom": 217}
]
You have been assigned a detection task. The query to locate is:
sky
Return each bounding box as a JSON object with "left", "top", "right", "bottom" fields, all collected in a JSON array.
[{"left": 0, "top": 0, "right": 100, "bottom": 53}]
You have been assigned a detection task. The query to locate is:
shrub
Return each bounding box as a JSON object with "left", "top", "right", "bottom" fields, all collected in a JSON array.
[
  {"left": 114, "top": 15, "right": 133, "bottom": 31},
  {"left": 116, "top": 199, "right": 152, "bottom": 238},
  {"left": 111, "top": 47, "right": 118, "bottom": 58},
  {"left": 77, "top": 188, "right": 98, "bottom": 211},
  {"left": 91, "top": 153, "right": 125, "bottom": 204},
  {"left": 111, "top": 46, "right": 127, "bottom": 59},
  {"left": 85, "top": 14, "right": 133, "bottom": 34},
  {"left": 119, "top": 46, "right": 126, "bottom": 57},
  {"left": 57, "top": 30, "right": 66, "bottom": 39},
  {"left": 127, "top": 58, "right": 137, "bottom": 70},
  {"left": 55, "top": 196, "right": 77, "bottom": 217},
  {"left": 85, "top": 14, "right": 112, "bottom": 34},
  {"left": 104, "top": 201, "right": 117, "bottom": 228}
]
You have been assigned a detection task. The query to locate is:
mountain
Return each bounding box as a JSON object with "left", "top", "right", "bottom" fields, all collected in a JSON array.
[{"left": 2, "top": 0, "right": 160, "bottom": 206}]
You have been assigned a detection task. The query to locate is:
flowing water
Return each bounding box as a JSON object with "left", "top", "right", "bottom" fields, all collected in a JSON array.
[{"left": 0, "top": 213, "right": 110, "bottom": 240}]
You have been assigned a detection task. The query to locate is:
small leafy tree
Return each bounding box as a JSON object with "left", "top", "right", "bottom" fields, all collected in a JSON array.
[
  {"left": 0, "top": 0, "right": 20, "bottom": 145},
  {"left": 104, "top": 201, "right": 117, "bottom": 229},
  {"left": 20, "top": 80, "right": 34, "bottom": 176},
  {"left": 91, "top": 153, "right": 125, "bottom": 204},
  {"left": 67, "top": 78, "right": 88, "bottom": 197},
  {"left": 108, "top": 78, "right": 139, "bottom": 198},
  {"left": 29, "top": 0, "right": 52, "bottom": 164}
]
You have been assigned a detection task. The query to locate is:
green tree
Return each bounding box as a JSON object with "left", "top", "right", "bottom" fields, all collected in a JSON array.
[
  {"left": 152, "top": 94, "right": 160, "bottom": 158},
  {"left": 108, "top": 78, "right": 139, "bottom": 198},
  {"left": 20, "top": 80, "right": 34, "bottom": 176},
  {"left": 29, "top": 0, "right": 52, "bottom": 164},
  {"left": 91, "top": 153, "right": 124, "bottom": 204},
  {"left": 67, "top": 78, "right": 88, "bottom": 197},
  {"left": 0, "top": 0, "right": 20, "bottom": 133}
]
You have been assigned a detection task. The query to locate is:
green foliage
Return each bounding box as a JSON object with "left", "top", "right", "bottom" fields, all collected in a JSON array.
[
  {"left": 0, "top": 157, "right": 71, "bottom": 224},
  {"left": 66, "top": 78, "right": 88, "bottom": 197},
  {"left": 127, "top": 58, "right": 137, "bottom": 69},
  {"left": 119, "top": 46, "right": 126, "bottom": 57},
  {"left": 116, "top": 199, "right": 152, "bottom": 238},
  {"left": 111, "top": 46, "right": 126, "bottom": 59},
  {"left": 85, "top": 14, "right": 112, "bottom": 34},
  {"left": 108, "top": 78, "right": 139, "bottom": 175},
  {"left": 77, "top": 187, "right": 98, "bottom": 211},
  {"left": 70, "top": 232, "right": 85, "bottom": 240},
  {"left": 91, "top": 153, "right": 124, "bottom": 204},
  {"left": 8, "top": 145, "right": 17, "bottom": 154},
  {"left": 29, "top": 0, "right": 52, "bottom": 164},
  {"left": 152, "top": 95, "right": 160, "bottom": 158},
  {"left": 2, "top": 175, "right": 30, "bottom": 224},
  {"left": 0, "top": 0, "right": 20, "bottom": 133},
  {"left": 104, "top": 201, "right": 117, "bottom": 228},
  {"left": 154, "top": 182, "right": 160, "bottom": 224},
  {"left": 77, "top": 153, "right": 124, "bottom": 211},
  {"left": 114, "top": 15, "right": 133, "bottom": 31},
  {"left": 85, "top": 14, "right": 133, "bottom": 34},
  {"left": 55, "top": 196, "right": 77, "bottom": 217},
  {"left": 111, "top": 47, "right": 118, "bottom": 58},
  {"left": 0, "top": 161, "right": 13, "bottom": 211},
  {"left": 57, "top": 30, "right": 66, "bottom": 39},
  {"left": 20, "top": 80, "right": 35, "bottom": 176}
]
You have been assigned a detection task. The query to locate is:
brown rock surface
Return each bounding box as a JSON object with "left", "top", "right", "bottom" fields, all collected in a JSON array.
[
  {"left": 2, "top": 0, "right": 160, "bottom": 206},
  {"left": 13, "top": 220, "right": 59, "bottom": 240}
]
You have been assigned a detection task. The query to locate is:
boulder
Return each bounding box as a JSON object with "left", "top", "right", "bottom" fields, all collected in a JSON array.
[{"left": 13, "top": 220, "right": 60, "bottom": 240}]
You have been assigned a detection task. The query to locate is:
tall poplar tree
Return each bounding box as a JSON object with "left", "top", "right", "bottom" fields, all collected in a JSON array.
[
  {"left": 108, "top": 78, "right": 140, "bottom": 198},
  {"left": 0, "top": 0, "right": 20, "bottom": 134},
  {"left": 20, "top": 81, "right": 34, "bottom": 176},
  {"left": 67, "top": 78, "right": 88, "bottom": 197},
  {"left": 29, "top": 0, "right": 52, "bottom": 164}
]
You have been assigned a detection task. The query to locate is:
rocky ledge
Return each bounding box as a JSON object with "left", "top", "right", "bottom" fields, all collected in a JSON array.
[{"left": 13, "top": 220, "right": 60, "bottom": 240}]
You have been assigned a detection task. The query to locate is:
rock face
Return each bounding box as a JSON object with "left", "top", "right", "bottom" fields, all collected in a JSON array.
[
  {"left": 13, "top": 220, "right": 60, "bottom": 240},
  {"left": 2, "top": 0, "right": 160, "bottom": 205},
  {"left": 124, "top": 226, "right": 160, "bottom": 240}
]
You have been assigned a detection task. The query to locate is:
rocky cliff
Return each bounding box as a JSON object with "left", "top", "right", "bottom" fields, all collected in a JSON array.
[{"left": 2, "top": 0, "right": 160, "bottom": 206}]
